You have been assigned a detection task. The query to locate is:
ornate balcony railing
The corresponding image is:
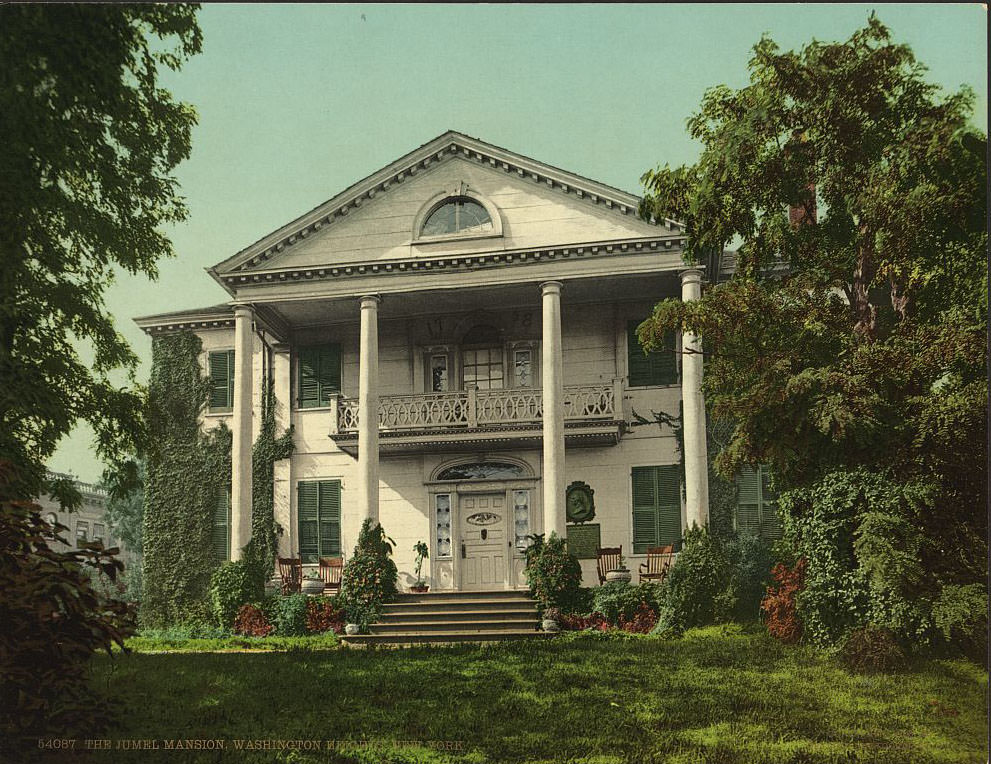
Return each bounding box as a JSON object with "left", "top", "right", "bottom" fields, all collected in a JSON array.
[{"left": 334, "top": 381, "right": 620, "bottom": 434}]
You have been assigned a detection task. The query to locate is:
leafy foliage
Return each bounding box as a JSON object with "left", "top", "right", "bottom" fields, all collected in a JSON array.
[
  {"left": 142, "top": 332, "right": 231, "bottom": 628},
  {"left": 233, "top": 604, "right": 273, "bottom": 638},
  {"left": 0, "top": 497, "right": 135, "bottom": 756},
  {"left": 265, "top": 593, "right": 310, "bottom": 637},
  {"left": 305, "top": 596, "right": 345, "bottom": 634},
  {"left": 0, "top": 5, "right": 202, "bottom": 503},
  {"left": 100, "top": 460, "right": 145, "bottom": 555},
  {"left": 761, "top": 559, "right": 806, "bottom": 644},
  {"left": 339, "top": 519, "right": 398, "bottom": 627},
  {"left": 840, "top": 626, "right": 907, "bottom": 673},
  {"left": 663, "top": 526, "right": 732, "bottom": 630},
  {"left": 591, "top": 581, "right": 665, "bottom": 625},
  {"left": 523, "top": 532, "right": 583, "bottom": 612},
  {"left": 209, "top": 560, "right": 259, "bottom": 629},
  {"left": 638, "top": 16, "right": 986, "bottom": 654},
  {"left": 250, "top": 378, "right": 294, "bottom": 578}
]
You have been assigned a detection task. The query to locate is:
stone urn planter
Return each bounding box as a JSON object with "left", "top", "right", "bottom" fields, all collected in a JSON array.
[
  {"left": 410, "top": 583, "right": 429, "bottom": 594},
  {"left": 344, "top": 623, "right": 361, "bottom": 636},
  {"left": 605, "top": 568, "right": 632, "bottom": 584},
  {"left": 542, "top": 618, "right": 560, "bottom": 633},
  {"left": 301, "top": 577, "right": 325, "bottom": 595}
]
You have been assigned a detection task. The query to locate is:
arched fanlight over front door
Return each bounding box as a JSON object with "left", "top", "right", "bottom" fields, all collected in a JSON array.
[{"left": 436, "top": 461, "right": 526, "bottom": 481}]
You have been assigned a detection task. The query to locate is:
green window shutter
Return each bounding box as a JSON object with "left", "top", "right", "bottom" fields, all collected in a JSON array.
[
  {"left": 209, "top": 351, "right": 234, "bottom": 410},
  {"left": 627, "top": 321, "right": 677, "bottom": 387},
  {"left": 735, "top": 466, "right": 762, "bottom": 536},
  {"left": 212, "top": 490, "right": 231, "bottom": 562},
  {"left": 318, "top": 480, "right": 342, "bottom": 556},
  {"left": 298, "top": 481, "right": 320, "bottom": 563},
  {"left": 632, "top": 465, "right": 683, "bottom": 553},
  {"left": 759, "top": 467, "right": 783, "bottom": 540},
  {"left": 298, "top": 344, "right": 341, "bottom": 408},
  {"left": 655, "top": 465, "right": 682, "bottom": 551},
  {"left": 632, "top": 466, "right": 658, "bottom": 554}
]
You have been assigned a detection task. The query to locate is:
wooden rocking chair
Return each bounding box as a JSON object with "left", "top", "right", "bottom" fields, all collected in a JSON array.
[
  {"left": 639, "top": 545, "right": 674, "bottom": 583},
  {"left": 278, "top": 557, "right": 302, "bottom": 595},
  {"left": 595, "top": 546, "right": 623, "bottom": 585},
  {"left": 318, "top": 557, "right": 344, "bottom": 594}
]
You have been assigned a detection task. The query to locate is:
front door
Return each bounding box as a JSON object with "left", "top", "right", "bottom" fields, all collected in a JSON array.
[{"left": 460, "top": 493, "right": 508, "bottom": 590}]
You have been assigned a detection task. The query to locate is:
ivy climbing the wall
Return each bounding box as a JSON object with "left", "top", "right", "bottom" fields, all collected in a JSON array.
[{"left": 142, "top": 332, "right": 231, "bottom": 627}]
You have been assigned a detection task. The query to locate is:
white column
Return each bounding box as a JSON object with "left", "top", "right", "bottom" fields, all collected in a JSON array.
[
  {"left": 357, "top": 295, "right": 381, "bottom": 526},
  {"left": 230, "top": 304, "right": 254, "bottom": 560},
  {"left": 272, "top": 344, "right": 292, "bottom": 559},
  {"left": 540, "top": 281, "right": 566, "bottom": 539},
  {"left": 680, "top": 268, "right": 710, "bottom": 528}
]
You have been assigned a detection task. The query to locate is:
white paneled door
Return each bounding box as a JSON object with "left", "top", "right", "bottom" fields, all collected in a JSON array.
[{"left": 459, "top": 493, "right": 508, "bottom": 590}]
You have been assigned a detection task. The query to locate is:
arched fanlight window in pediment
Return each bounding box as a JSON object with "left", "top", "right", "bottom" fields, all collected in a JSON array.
[
  {"left": 436, "top": 461, "right": 527, "bottom": 481},
  {"left": 421, "top": 196, "right": 493, "bottom": 237}
]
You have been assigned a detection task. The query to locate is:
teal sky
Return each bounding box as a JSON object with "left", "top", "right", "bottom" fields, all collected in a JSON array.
[{"left": 49, "top": 3, "right": 987, "bottom": 482}]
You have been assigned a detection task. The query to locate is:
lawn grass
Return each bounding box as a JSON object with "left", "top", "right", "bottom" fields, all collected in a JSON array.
[
  {"left": 89, "top": 625, "right": 987, "bottom": 764},
  {"left": 121, "top": 632, "right": 340, "bottom": 653}
]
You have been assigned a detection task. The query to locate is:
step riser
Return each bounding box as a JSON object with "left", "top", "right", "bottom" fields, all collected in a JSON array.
[
  {"left": 397, "top": 591, "right": 531, "bottom": 603},
  {"left": 378, "top": 611, "right": 538, "bottom": 623},
  {"left": 345, "top": 632, "right": 551, "bottom": 646},
  {"left": 382, "top": 601, "right": 536, "bottom": 612},
  {"left": 370, "top": 622, "right": 539, "bottom": 635}
]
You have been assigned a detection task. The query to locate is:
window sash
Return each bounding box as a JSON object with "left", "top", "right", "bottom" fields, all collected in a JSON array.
[
  {"left": 209, "top": 350, "right": 235, "bottom": 411},
  {"left": 213, "top": 490, "right": 231, "bottom": 562},
  {"left": 735, "top": 465, "right": 782, "bottom": 540},
  {"left": 298, "top": 344, "right": 341, "bottom": 408}
]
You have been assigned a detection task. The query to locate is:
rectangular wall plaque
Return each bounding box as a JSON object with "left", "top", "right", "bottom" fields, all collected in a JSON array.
[{"left": 566, "top": 523, "right": 601, "bottom": 560}]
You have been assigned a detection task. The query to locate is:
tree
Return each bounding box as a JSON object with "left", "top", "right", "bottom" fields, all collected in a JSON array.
[
  {"left": 0, "top": 4, "right": 202, "bottom": 503},
  {"left": 638, "top": 16, "right": 986, "bottom": 652},
  {"left": 101, "top": 459, "right": 146, "bottom": 555}
]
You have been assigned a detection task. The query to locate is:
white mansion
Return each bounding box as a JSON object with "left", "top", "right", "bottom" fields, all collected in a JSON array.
[{"left": 136, "top": 131, "right": 778, "bottom": 591}]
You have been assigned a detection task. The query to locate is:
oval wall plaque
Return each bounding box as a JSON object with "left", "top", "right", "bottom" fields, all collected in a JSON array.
[{"left": 466, "top": 512, "right": 502, "bottom": 526}]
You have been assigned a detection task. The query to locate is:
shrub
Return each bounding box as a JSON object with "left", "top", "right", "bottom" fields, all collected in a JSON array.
[
  {"left": 233, "top": 604, "right": 272, "bottom": 637},
  {"left": 306, "top": 596, "right": 345, "bottom": 634},
  {"left": 723, "top": 534, "right": 775, "bottom": 622},
  {"left": 209, "top": 560, "right": 255, "bottom": 628},
  {"left": 559, "top": 612, "right": 611, "bottom": 631},
  {"left": 618, "top": 603, "right": 659, "bottom": 633},
  {"left": 523, "top": 532, "right": 583, "bottom": 611},
  {"left": 761, "top": 558, "right": 806, "bottom": 643},
  {"left": 592, "top": 581, "right": 664, "bottom": 624},
  {"left": 339, "top": 519, "right": 398, "bottom": 627},
  {"left": 0, "top": 500, "right": 135, "bottom": 752},
  {"left": 840, "top": 626, "right": 907, "bottom": 673},
  {"left": 665, "top": 526, "right": 732, "bottom": 629},
  {"left": 267, "top": 593, "right": 309, "bottom": 636},
  {"left": 931, "top": 583, "right": 988, "bottom": 658}
]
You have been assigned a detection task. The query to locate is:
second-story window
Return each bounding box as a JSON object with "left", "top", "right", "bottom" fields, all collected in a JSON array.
[
  {"left": 461, "top": 325, "right": 503, "bottom": 390},
  {"left": 298, "top": 343, "right": 341, "bottom": 408},
  {"left": 513, "top": 348, "right": 533, "bottom": 388},
  {"left": 76, "top": 521, "right": 89, "bottom": 545},
  {"left": 92, "top": 523, "right": 105, "bottom": 544},
  {"left": 208, "top": 350, "right": 235, "bottom": 412},
  {"left": 429, "top": 354, "right": 449, "bottom": 392},
  {"left": 627, "top": 321, "right": 677, "bottom": 387}
]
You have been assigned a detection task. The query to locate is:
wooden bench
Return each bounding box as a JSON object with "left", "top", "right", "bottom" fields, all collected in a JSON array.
[
  {"left": 639, "top": 545, "right": 674, "bottom": 583},
  {"left": 318, "top": 556, "right": 344, "bottom": 594},
  {"left": 595, "top": 546, "right": 622, "bottom": 585}
]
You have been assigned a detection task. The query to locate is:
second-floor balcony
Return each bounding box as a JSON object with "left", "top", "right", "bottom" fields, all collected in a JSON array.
[{"left": 329, "top": 381, "right": 625, "bottom": 456}]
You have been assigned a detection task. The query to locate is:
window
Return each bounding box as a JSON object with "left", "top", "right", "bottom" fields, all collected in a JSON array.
[
  {"left": 297, "top": 480, "right": 341, "bottom": 564},
  {"left": 298, "top": 344, "right": 341, "bottom": 408},
  {"left": 209, "top": 350, "right": 235, "bottom": 411},
  {"left": 436, "top": 462, "right": 526, "bottom": 481},
  {"left": 513, "top": 490, "right": 531, "bottom": 552},
  {"left": 513, "top": 349, "right": 533, "bottom": 388},
  {"left": 435, "top": 494, "right": 452, "bottom": 558},
  {"left": 76, "top": 521, "right": 89, "bottom": 545},
  {"left": 429, "top": 354, "right": 449, "bottom": 392},
  {"left": 631, "top": 465, "right": 682, "bottom": 553},
  {"left": 735, "top": 465, "right": 782, "bottom": 540},
  {"left": 92, "top": 523, "right": 105, "bottom": 544},
  {"left": 421, "top": 197, "right": 493, "bottom": 237},
  {"left": 213, "top": 490, "right": 231, "bottom": 562},
  {"left": 462, "top": 347, "right": 504, "bottom": 390},
  {"left": 627, "top": 321, "right": 677, "bottom": 387}
]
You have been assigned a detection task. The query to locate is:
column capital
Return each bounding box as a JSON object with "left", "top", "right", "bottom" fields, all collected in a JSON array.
[
  {"left": 539, "top": 280, "right": 563, "bottom": 294},
  {"left": 359, "top": 294, "right": 382, "bottom": 308},
  {"left": 232, "top": 302, "right": 254, "bottom": 316},
  {"left": 679, "top": 267, "right": 704, "bottom": 285}
]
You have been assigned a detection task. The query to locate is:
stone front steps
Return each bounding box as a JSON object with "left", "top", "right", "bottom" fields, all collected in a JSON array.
[{"left": 343, "top": 590, "right": 550, "bottom": 646}]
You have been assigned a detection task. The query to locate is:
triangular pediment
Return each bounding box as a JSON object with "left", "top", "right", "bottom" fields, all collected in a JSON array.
[{"left": 211, "top": 131, "right": 683, "bottom": 279}]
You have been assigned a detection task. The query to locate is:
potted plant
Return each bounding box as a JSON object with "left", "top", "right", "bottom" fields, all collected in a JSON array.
[
  {"left": 410, "top": 540, "right": 430, "bottom": 593},
  {"left": 301, "top": 569, "right": 325, "bottom": 595},
  {"left": 605, "top": 554, "right": 632, "bottom": 583},
  {"left": 542, "top": 607, "right": 562, "bottom": 633}
]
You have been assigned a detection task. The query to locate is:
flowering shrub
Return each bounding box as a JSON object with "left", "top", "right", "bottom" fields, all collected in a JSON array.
[
  {"left": 233, "top": 604, "right": 272, "bottom": 637},
  {"left": 306, "top": 597, "right": 345, "bottom": 634},
  {"left": 558, "top": 612, "right": 611, "bottom": 631},
  {"left": 761, "top": 558, "right": 806, "bottom": 643},
  {"left": 524, "top": 532, "right": 582, "bottom": 611}
]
